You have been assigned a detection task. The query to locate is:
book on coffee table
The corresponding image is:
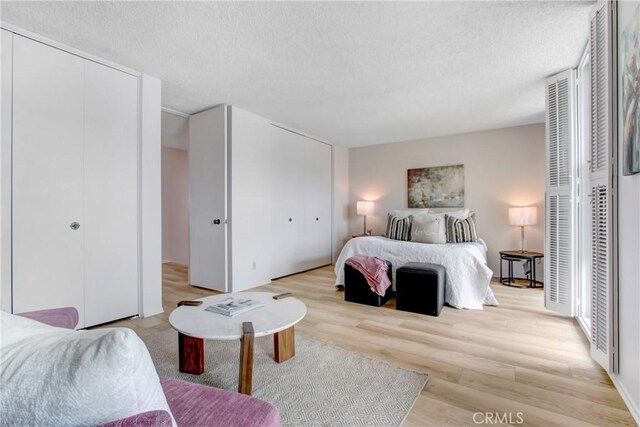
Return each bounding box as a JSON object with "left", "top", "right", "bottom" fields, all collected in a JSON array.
[{"left": 205, "top": 297, "right": 265, "bottom": 317}]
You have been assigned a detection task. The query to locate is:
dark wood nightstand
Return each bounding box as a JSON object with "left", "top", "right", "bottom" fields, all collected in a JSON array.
[{"left": 499, "top": 250, "right": 544, "bottom": 288}]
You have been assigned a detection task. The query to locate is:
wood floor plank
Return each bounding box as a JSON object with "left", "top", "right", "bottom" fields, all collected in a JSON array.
[
  {"left": 96, "top": 264, "right": 634, "bottom": 426},
  {"left": 358, "top": 319, "right": 573, "bottom": 378},
  {"left": 297, "top": 322, "right": 464, "bottom": 382},
  {"left": 424, "top": 377, "right": 601, "bottom": 427},
  {"left": 515, "top": 367, "right": 629, "bottom": 410},
  {"left": 458, "top": 369, "right": 636, "bottom": 426},
  {"left": 400, "top": 318, "right": 595, "bottom": 365},
  {"left": 404, "top": 394, "right": 478, "bottom": 427}
]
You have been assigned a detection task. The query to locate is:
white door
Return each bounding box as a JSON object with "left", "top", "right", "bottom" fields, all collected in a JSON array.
[
  {"left": 12, "top": 36, "right": 85, "bottom": 324},
  {"left": 83, "top": 61, "right": 139, "bottom": 327},
  {"left": 189, "top": 106, "right": 229, "bottom": 291},
  {"left": 302, "top": 139, "right": 332, "bottom": 270},
  {"left": 270, "top": 126, "right": 304, "bottom": 278}
]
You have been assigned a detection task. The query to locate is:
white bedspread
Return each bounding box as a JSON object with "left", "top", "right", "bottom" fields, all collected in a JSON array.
[{"left": 334, "top": 236, "right": 498, "bottom": 310}]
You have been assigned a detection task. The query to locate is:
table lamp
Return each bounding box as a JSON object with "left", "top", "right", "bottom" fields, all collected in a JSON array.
[
  {"left": 356, "top": 201, "right": 374, "bottom": 235},
  {"left": 509, "top": 206, "right": 537, "bottom": 253}
]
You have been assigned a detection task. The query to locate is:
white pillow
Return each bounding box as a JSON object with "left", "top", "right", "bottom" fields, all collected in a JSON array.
[
  {"left": 0, "top": 311, "right": 175, "bottom": 426},
  {"left": 411, "top": 216, "right": 442, "bottom": 243},
  {"left": 430, "top": 208, "right": 471, "bottom": 219},
  {"left": 389, "top": 208, "right": 431, "bottom": 218},
  {"left": 0, "top": 309, "right": 69, "bottom": 347},
  {"left": 412, "top": 212, "right": 447, "bottom": 243}
]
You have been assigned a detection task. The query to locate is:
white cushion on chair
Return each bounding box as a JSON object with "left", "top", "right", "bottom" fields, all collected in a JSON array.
[{"left": 0, "top": 311, "right": 175, "bottom": 426}]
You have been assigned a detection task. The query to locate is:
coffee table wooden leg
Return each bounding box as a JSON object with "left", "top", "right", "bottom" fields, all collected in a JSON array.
[
  {"left": 238, "top": 322, "right": 255, "bottom": 395},
  {"left": 178, "top": 332, "right": 204, "bottom": 375},
  {"left": 274, "top": 326, "right": 295, "bottom": 363}
]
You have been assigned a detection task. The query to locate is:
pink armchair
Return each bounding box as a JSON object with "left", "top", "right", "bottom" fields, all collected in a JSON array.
[{"left": 17, "top": 308, "right": 280, "bottom": 427}]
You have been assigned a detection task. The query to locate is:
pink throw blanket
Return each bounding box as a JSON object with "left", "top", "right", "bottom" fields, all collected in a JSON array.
[{"left": 345, "top": 255, "right": 391, "bottom": 296}]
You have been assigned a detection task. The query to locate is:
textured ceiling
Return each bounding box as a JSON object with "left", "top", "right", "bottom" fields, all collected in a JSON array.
[{"left": 1, "top": 1, "right": 592, "bottom": 147}]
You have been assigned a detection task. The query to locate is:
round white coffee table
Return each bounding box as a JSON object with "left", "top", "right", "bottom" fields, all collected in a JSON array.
[{"left": 169, "top": 292, "right": 307, "bottom": 395}]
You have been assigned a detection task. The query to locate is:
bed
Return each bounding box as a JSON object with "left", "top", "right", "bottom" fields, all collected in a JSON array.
[{"left": 334, "top": 236, "right": 498, "bottom": 310}]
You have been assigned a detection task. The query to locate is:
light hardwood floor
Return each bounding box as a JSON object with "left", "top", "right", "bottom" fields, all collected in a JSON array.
[{"left": 105, "top": 263, "right": 636, "bottom": 426}]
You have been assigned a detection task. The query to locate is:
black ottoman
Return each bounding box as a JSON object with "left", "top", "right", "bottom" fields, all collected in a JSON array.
[
  {"left": 344, "top": 260, "right": 393, "bottom": 307},
  {"left": 396, "top": 262, "right": 446, "bottom": 316}
]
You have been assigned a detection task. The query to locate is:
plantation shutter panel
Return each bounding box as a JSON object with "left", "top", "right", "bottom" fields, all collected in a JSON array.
[
  {"left": 544, "top": 70, "right": 576, "bottom": 316},
  {"left": 588, "top": 2, "right": 614, "bottom": 372}
]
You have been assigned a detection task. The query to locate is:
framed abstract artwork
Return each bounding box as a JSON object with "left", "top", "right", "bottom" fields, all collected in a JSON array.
[
  {"left": 407, "top": 164, "right": 464, "bottom": 208},
  {"left": 621, "top": 2, "right": 640, "bottom": 175}
]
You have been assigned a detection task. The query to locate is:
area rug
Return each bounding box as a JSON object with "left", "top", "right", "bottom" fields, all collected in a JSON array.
[{"left": 142, "top": 330, "right": 428, "bottom": 426}]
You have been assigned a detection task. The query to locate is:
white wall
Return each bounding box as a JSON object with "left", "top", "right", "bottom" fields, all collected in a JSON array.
[
  {"left": 161, "top": 111, "right": 189, "bottom": 150},
  {"left": 348, "top": 124, "right": 545, "bottom": 277},
  {"left": 1, "top": 29, "right": 13, "bottom": 311},
  {"left": 615, "top": 130, "right": 640, "bottom": 423},
  {"left": 161, "top": 147, "right": 189, "bottom": 265},
  {"left": 140, "top": 74, "right": 164, "bottom": 318},
  {"left": 612, "top": 2, "right": 640, "bottom": 420},
  {"left": 332, "top": 144, "right": 349, "bottom": 264}
]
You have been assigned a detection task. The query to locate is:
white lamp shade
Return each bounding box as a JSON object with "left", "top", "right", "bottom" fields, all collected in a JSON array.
[
  {"left": 356, "top": 200, "right": 374, "bottom": 216},
  {"left": 509, "top": 206, "right": 537, "bottom": 226}
]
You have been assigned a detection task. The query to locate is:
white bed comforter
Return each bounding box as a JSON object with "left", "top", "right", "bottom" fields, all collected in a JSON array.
[{"left": 335, "top": 236, "right": 498, "bottom": 310}]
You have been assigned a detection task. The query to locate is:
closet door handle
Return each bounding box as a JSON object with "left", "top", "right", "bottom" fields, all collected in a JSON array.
[
  {"left": 288, "top": 218, "right": 293, "bottom": 222},
  {"left": 70, "top": 222, "right": 80, "bottom": 230},
  {"left": 316, "top": 217, "right": 319, "bottom": 221}
]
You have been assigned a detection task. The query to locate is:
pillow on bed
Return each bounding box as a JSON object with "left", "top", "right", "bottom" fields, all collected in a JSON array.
[
  {"left": 388, "top": 208, "right": 431, "bottom": 218},
  {"left": 384, "top": 214, "right": 413, "bottom": 241},
  {"left": 412, "top": 213, "right": 447, "bottom": 243},
  {"left": 410, "top": 216, "right": 442, "bottom": 243},
  {"left": 431, "top": 208, "right": 471, "bottom": 219},
  {"left": 446, "top": 213, "right": 478, "bottom": 243}
]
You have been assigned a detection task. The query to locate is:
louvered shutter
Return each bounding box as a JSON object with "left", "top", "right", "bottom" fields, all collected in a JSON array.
[
  {"left": 588, "top": 2, "right": 614, "bottom": 372},
  {"left": 545, "top": 70, "right": 576, "bottom": 316}
]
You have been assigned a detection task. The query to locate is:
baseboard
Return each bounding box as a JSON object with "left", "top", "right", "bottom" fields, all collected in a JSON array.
[
  {"left": 576, "top": 316, "right": 591, "bottom": 340},
  {"left": 140, "top": 305, "right": 165, "bottom": 318},
  {"left": 610, "top": 373, "right": 640, "bottom": 424}
]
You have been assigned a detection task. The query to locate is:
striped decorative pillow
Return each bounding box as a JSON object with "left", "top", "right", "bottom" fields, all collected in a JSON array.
[
  {"left": 385, "top": 214, "right": 413, "bottom": 241},
  {"left": 446, "top": 213, "right": 478, "bottom": 243}
]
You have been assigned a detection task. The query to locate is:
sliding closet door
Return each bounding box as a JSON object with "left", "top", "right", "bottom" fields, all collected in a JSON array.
[
  {"left": 12, "top": 36, "right": 85, "bottom": 322},
  {"left": 83, "top": 61, "right": 139, "bottom": 327},
  {"left": 302, "top": 139, "right": 332, "bottom": 270},
  {"left": 270, "top": 127, "right": 304, "bottom": 278}
]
